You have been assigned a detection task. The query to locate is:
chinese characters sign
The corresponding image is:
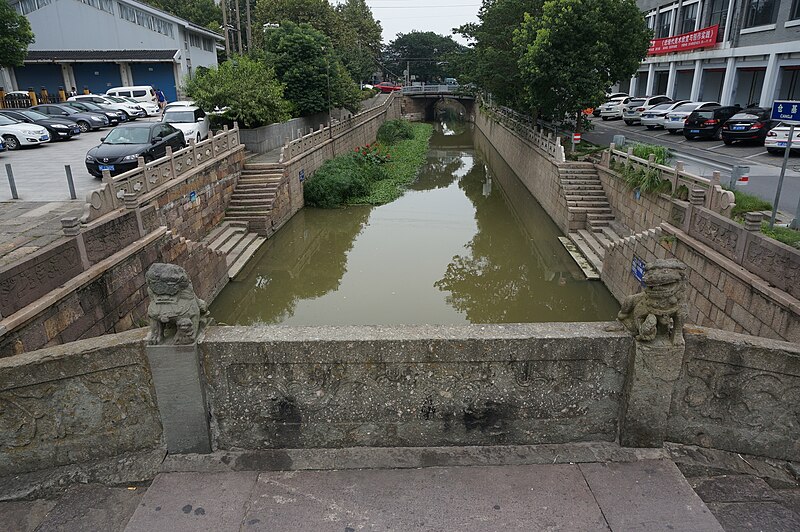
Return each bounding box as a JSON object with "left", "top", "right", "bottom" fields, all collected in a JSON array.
[
  {"left": 648, "top": 25, "right": 718, "bottom": 55},
  {"left": 771, "top": 101, "right": 800, "bottom": 123}
]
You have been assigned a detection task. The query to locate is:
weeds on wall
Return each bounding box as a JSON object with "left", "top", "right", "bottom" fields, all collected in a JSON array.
[{"left": 630, "top": 143, "right": 671, "bottom": 165}]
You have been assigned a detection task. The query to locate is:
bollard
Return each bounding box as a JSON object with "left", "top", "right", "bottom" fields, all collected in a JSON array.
[
  {"left": 5, "top": 164, "right": 18, "bottom": 199},
  {"left": 64, "top": 164, "right": 77, "bottom": 199}
]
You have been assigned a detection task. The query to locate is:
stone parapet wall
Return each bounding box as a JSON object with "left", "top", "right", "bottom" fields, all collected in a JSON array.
[
  {"left": 602, "top": 224, "right": 799, "bottom": 343},
  {"left": 474, "top": 107, "right": 571, "bottom": 233},
  {"left": 596, "top": 164, "right": 677, "bottom": 234}
]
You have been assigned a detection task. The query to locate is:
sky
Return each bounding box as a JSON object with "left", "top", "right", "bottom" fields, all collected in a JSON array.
[{"left": 338, "top": 1, "right": 481, "bottom": 45}]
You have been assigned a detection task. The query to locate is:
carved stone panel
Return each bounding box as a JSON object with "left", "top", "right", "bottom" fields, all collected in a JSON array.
[
  {"left": 83, "top": 211, "right": 141, "bottom": 264},
  {"left": 688, "top": 208, "right": 739, "bottom": 261},
  {"left": 742, "top": 237, "right": 800, "bottom": 300}
]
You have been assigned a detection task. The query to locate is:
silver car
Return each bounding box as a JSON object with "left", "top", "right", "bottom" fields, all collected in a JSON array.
[
  {"left": 622, "top": 95, "right": 672, "bottom": 125},
  {"left": 664, "top": 102, "right": 720, "bottom": 133},
  {"left": 640, "top": 101, "right": 690, "bottom": 129}
]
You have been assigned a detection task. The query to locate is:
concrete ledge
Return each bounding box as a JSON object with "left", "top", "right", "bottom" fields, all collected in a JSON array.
[{"left": 161, "top": 442, "right": 669, "bottom": 473}]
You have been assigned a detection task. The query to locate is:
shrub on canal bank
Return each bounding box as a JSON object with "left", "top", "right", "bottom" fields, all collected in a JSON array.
[{"left": 304, "top": 121, "right": 433, "bottom": 208}]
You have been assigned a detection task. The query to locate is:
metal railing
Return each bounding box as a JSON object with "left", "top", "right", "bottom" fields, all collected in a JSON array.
[
  {"left": 481, "top": 102, "right": 566, "bottom": 163},
  {"left": 81, "top": 125, "right": 241, "bottom": 223}
]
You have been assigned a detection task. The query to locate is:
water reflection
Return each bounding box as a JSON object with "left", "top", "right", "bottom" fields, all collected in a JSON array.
[{"left": 209, "top": 120, "right": 619, "bottom": 325}]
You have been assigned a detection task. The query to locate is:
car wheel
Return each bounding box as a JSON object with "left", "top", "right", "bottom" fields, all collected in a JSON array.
[
  {"left": 667, "top": 129, "right": 677, "bottom": 134},
  {"left": 723, "top": 139, "right": 733, "bottom": 145},
  {"left": 3, "top": 135, "right": 21, "bottom": 150},
  {"left": 77, "top": 120, "right": 90, "bottom": 133},
  {"left": 624, "top": 120, "right": 633, "bottom": 126},
  {"left": 601, "top": 117, "right": 608, "bottom": 121},
  {"left": 766, "top": 148, "right": 781, "bottom": 154},
  {"left": 714, "top": 128, "right": 722, "bottom": 141},
  {"left": 646, "top": 125, "right": 655, "bottom": 130}
]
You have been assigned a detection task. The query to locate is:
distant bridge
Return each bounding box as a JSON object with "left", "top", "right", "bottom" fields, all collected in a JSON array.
[{"left": 401, "top": 85, "right": 476, "bottom": 99}]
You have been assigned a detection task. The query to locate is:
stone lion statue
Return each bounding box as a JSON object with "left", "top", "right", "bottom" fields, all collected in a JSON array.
[
  {"left": 617, "top": 259, "right": 688, "bottom": 346},
  {"left": 145, "top": 263, "right": 207, "bottom": 345}
]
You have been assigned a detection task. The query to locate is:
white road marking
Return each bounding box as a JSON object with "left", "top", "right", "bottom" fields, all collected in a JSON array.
[
  {"left": 744, "top": 151, "right": 769, "bottom": 159},
  {"left": 707, "top": 144, "right": 727, "bottom": 150}
]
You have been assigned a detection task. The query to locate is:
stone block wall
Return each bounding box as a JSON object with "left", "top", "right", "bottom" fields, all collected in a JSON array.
[
  {"left": 601, "top": 225, "right": 799, "bottom": 343},
  {"left": 473, "top": 107, "right": 570, "bottom": 233},
  {"left": 0, "top": 329, "right": 163, "bottom": 498},
  {"left": 200, "top": 324, "right": 631, "bottom": 450},
  {"left": 596, "top": 165, "right": 677, "bottom": 233},
  {"left": 239, "top": 111, "right": 331, "bottom": 154}
]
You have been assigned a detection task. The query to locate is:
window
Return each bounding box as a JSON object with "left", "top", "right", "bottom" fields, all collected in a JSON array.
[
  {"left": 117, "top": 2, "right": 174, "bottom": 38},
  {"left": 132, "top": 90, "right": 147, "bottom": 97},
  {"left": 708, "top": 0, "right": 728, "bottom": 42},
  {"left": 743, "top": 0, "right": 778, "bottom": 28},
  {"left": 679, "top": 3, "right": 698, "bottom": 34},
  {"left": 79, "top": 0, "right": 114, "bottom": 14},
  {"left": 14, "top": 0, "right": 52, "bottom": 15},
  {"left": 189, "top": 33, "right": 202, "bottom": 48},
  {"left": 792, "top": 0, "right": 800, "bottom": 20},
  {"left": 656, "top": 9, "right": 672, "bottom": 38},
  {"left": 202, "top": 38, "right": 213, "bottom": 52}
]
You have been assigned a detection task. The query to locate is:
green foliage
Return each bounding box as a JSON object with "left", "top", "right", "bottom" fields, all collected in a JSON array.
[
  {"left": 760, "top": 223, "right": 800, "bottom": 250},
  {"left": 377, "top": 119, "right": 414, "bottom": 144},
  {"left": 730, "top": 189, "right": 773, "bottom": 217},
  {"left": 334, "top": 0, "right": 383, "bottom": 83},
  {"left": 255, "top": 0, "right": 336, "bottom": 37},
  {"left": 0, "top": 1, "right": 34, "bottom": 69},
  {"left": 183, "top": 55, "right": 290, "bottom": 129},
  {"left": 360, "top": 88, "right": 378, "bottom": 100},
  {"left": 631, "top": 143, "right": 671, "bottom": 165},
  {"left": 305, "top": 123, "right": 433, "bottom": 207},
  {"left": 513, "top": 0, "right": 651, "bottom": 120},
  {"left": 262, "top": 22, "right": 361, "bottom": 116},
  {"left": 142, "top": 0, "right": 221, "bottom": 30},
  {"left": 384, "top": 31, "right": 467, "bottom": 83},
  {"left": 620, "top": 163, "right": 669, "bottom": 195}
]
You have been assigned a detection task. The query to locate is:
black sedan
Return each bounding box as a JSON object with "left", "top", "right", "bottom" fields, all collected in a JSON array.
[
  {"left": 63, "top": 100, "right": 125, "bottom": 126},
  {"left": 722, "top": 108, "right": 777, "bottom": 145},
  {"left": 31, "top": 104, "right": 108, "bottom": 132},
  {"left": 682, "top": 105, "right": 740, "bottom": 140},
  {"left": 0, "top": 108, "right": 81, "bottom": 141},
  {"left": 85, "top": 122, "right": 186, "bottom": 178}
]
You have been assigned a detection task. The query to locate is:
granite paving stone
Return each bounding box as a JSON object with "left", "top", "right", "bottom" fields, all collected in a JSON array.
[
  {"left": 33, "top": 484, "right": 144, "bottom": 532},
  {"left": 0, "top": 499, "right": 56, "bottom": 531},
  {"left": 706, "top": 501, "right": 800, "bottom": 532}
]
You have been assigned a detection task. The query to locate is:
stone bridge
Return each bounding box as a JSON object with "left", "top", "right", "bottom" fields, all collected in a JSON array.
[{"left": 401, "top": 85, "right": 476, "bottom": 122}]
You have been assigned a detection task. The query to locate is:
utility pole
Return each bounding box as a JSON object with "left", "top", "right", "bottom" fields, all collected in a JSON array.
[
  {"left": 235, "top": 0, "right": 243, "bottom": 54},
  {"left": 245, "top": 0, "right": 252, "bottom": 52},
  {"left": 221, "top": 0, "right": 230, "bottom": 57}
]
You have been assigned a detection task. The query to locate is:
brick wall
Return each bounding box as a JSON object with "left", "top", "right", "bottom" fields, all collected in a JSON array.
[{"left": 596, "top": 165, "right": 677, "bottom": 234}]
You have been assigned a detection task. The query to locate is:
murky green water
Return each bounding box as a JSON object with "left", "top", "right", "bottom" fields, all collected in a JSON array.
[{"left": 210, "top": 122, "right": 619, "bottom": 325}]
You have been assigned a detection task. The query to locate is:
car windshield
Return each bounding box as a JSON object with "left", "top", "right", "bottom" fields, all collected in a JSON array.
[
  {"left": 674, "top": 103, "right": 699, "bottom": 112},
  {"left": 731, "top": 113, "right": 761, "bottom": 120},
  {"left": 57, "top": 106, "right": 78, "bottom": 115},
  {"left": 693, "top": 111, "right": 714, "bottom": 119},
  {"left": 0, "top": 115, "right": 18, "bottom": 125},
  {"left": 19, "top": 110, "right": 49, "bottom": 120},
  {"left": 650, "top": 103, "right": 673, "bottom": 111},
  {"left": 78, "top": 102, "right": 103, "bottom": 111},
  {"left": 629, "top": 99, "right": 645, "bottom": 106},
  {"left": 105, "top": 96, "right": 125, "bottom": 103},
  {"left": 163, "top": 111, "right": 195, "bottom": 123},
  {"left": 103, "top": 127, "right": 151, "bottom": 145}
]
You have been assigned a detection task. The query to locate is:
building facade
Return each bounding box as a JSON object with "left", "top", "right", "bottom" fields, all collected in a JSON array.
[
  {"left": 621, "top": 0, "right": 800, "bottom": 108},
  {"left": 0, "top": 0, "right": 223, "bottom": 101}
]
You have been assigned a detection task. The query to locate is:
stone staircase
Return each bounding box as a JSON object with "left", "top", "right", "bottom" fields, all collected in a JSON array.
[
  {"left": 225, "top": 162, "right": 285, "bottom": 234},
  {"left": 558, "top": 162, "right": 622, "bottom": 276},
  {"left": 204, "top": 220, "right": 266, "bottom": 279}
]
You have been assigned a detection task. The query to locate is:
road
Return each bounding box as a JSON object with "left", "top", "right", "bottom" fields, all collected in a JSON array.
[{"left": 582, "top": 117, "right": 800, "bottom": 216}]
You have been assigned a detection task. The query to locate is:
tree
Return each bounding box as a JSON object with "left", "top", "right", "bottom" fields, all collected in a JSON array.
[
  {"left": 0, "top": 1, "right": 34, "bottom": 69},
  {"left": 263, "top": 22, "right": 361, "bottom": 116},
  {"left": 183, "top": 55, "right": 290, "bottom": 128},
  {"left": 454, "top": 0, "right": 544, "bottom": 108},
  {"left": 385, "top": 31, "right": 466, "bottom": 83},
  {"left": 334, "top": 0, "right": 382, "bottom": 84},
  {"left": 513, "top": 0, "right": 650, "bottom": 127},
  {"left": 142, "top": 0, "right": 222, "bottom": 31},
  {"left": 254, "top": 0, "right": 336, "bottom": 39}
]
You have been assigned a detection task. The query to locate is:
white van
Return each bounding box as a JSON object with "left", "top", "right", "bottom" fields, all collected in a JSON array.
[{"left": 106, "top": 86, "right": 157, "bottom": 104}]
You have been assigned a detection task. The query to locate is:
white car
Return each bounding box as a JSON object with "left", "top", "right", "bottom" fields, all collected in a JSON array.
[
  {"left": 164, "top": 100, "right": 196, "bottom": 111},
  {"left": 599, "top": 96, "right": 631, "bottom": 120},
  {"left": 622, "top": 95, "right": 673, "bottom": 125},
  {"left": 765, "top": 123, "right": 800, "bottom": 154},
  {"left": 120, "top": 96, "right": 160, "bottom": 117},
  {"left": 640, "top": 101, "right": 690, "bottom": 129},
  {"left": 68, "top": 94, "right": 145, "bottom": 119},
  {"left": 664, "top": 102, "right": 719, "bottom": 133},
  {"left": 161, "top": 106, "right": 210, "bottom": 143},
  {"left": 0, "top": 113, "right": 50, "bottom": 149}
]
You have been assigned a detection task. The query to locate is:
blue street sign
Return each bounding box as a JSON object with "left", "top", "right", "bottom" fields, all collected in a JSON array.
[
  {"left": 299, "top": 169, "right": 305, "bottom": 182},
  {"left": 631, "top": 256, "right": 646, "bottom": 286},
  {"left": 771, "top": 100, "right": 800, "bottom": 122}
]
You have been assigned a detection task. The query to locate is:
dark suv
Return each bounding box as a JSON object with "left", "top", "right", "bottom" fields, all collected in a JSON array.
[
  {"left": 683, "top": 105, "right": 740, "bottom": 140},
  {"left": 721, "top": 107, "right": 777, "bottom": 145}
]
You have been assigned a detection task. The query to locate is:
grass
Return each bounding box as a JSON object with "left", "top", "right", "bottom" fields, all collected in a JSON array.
[
  {"left": 761, "top": 223, "right": 800, "bottom": 249},
  {"left": 631, "top": 143, "right": 671, "bottom": 165},
  {"left": 729, "top": 188, "right": 773, "bottom": 218}
]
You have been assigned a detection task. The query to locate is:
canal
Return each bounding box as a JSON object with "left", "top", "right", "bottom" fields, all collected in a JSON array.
[{"left": 209, "top": 121, "right": 620, "bottom": 325}]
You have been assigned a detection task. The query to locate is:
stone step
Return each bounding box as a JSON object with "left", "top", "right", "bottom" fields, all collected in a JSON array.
[
  {"left": 571, "top": 207, "right": 613, "bottom": 215},
  {"left": 230, "top": 194, "right": 277, "bottom": 203},
  {"left": 236, "top": 182, "right": 280, "bottom": 189},
  {"left": 587, "top": 213, "right": 615, "bottom": 221},
  {"left": 559, "top": 235, "right": 600, "bottom": 280},
  {"left": 559, "top": 171, "right": 599, "bottom": 178},
  {"left": 244, "top": 163, "right": 284, "bottom": 171},
  {"left": 238, "top": 175, "right": 282, "bottom": 183},
  {"left": 567, "top": 200, "right": 611, "bottom": 208},
  {"left": 226, "top": 202, "right": 276, "bottom": 212},
  {"left": 205, "top": 220, "right": 247, "bottom": 244},
  {"left": 588, "top": 219, "right": 610, "bottom": 229},
  {"left": 568, "top": 232, "right": 604, "bottom": 274},
  {"left": 217, "top": 230, "right": 250, "bottom": 255},
  {"left": 578, "top": 229, "right": 606, "bottom": 259},
  {"left": 209, "top": 225, "right": 246, "bottom": 252},
  {"left": 225, "top": 232, "right": 258, "bottom": 267},
  {"left": 600, "top": 226, "right": 623, "bottom": 242},
  {"left": 226, "top": 209, "right": 273, "bottom": 218},
  {"left": 593, "top": 230, "right": 612, "bottom": 249},
  {"left": 240, "top": 171, "right": 284, "bottom": 178},
  {"left": 562, "top": 188, "right": 605, "bottom": 195},
  {"left": 560, "top": 175, "right": 601, "bottom": 181},
  {"left": 228, "top": 236, "right": 267, "bottom": 279}
]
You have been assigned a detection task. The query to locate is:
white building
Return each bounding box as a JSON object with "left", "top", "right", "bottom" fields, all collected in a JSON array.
[
  {"left": 621, "top": 0, "right": 800, "bottom": 108},
  {"left": 1, "top": 0, "right": 223, "bottom": 101}
]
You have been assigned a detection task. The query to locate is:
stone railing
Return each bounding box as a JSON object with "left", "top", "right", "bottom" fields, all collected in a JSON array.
[
  {"left": 81, "top": 125, "right": 241, "bottom": 223},
  {"left": 481, "top": 103, "right": 565, "bottom": 163},
  {"left": 402, "top": 84, "right": 461, "bottom": 94},
  {"left": 602, "top": 143, "right": 735, "bottom": 217},
  {"left": 280, "top": 92, "right": 398, "bottom": 163}
]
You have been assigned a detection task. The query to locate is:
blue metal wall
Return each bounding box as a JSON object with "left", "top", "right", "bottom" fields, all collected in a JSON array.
[
  {"left": 130, "top": 62, "right": 177, "bottom": 101},
  {"left": 72, "top": 63, "right": 123, "bottom": 94},
  {"left": 13, "top": 64, "right": 64, "bottom": 95}
]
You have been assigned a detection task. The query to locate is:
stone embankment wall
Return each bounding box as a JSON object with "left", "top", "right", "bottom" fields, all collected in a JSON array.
[
  {"left": 2, "top": 323, "right": 797, "bottom": 498},
  {"left": 473, "top": 106, "right": 571, "bottom": 233},
  {"left": 239, "top": 109, "right": 353, "bottom": 154}
]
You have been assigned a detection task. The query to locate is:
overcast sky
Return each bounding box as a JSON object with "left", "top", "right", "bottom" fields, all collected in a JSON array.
[{"left": 339, "top": 1, "right": 481, "bottom": 45}]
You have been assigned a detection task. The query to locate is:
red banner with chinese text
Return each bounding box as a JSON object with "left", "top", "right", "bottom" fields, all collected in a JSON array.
[{"left": 648, "top": 25, "right": 719, "bottom": 55}]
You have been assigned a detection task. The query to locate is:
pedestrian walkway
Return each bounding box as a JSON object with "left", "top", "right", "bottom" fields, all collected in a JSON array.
[{"left": 0, "top": 200, "right": 82, "bottom": 267}]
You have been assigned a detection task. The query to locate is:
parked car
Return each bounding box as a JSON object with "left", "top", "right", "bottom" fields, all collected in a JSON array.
[
  {"left": 683, "top": 106, "right": 741, "bottom": 140},
  {"left": 161, "top": 106, "right": 210, "bottom": 143},
  {"left": 85, "top": 122, "right": 186, "bottom": 178},
  {"left": 121, "top": 96, "right": 159, "bottom": 116},
  {"left": 164, "top": 100, "right": 196, "bottom": 112},
  {"left": 599, "top": 96, "right": 631, "bottom": 120},
  {"left": 63, "top": 100, "right": 124, "bottom": 126},
  {"left": 640, "top": 101, "right": 690, "bottom": 129},
  {"left": 375, "top": 82, "right": 402, "bottom": 93},
  {"left": 105, "top": 85, "right": 158, "bottom": 108},
  {"left": 721, "top": 108, "right": 777, "bottom": 145},
  {"left": 0, "top": 108, "right": 81, "bottom": 141},
  {"left": 31, "top": 103, "right": 108, "bottom": 132},
  {"left": 622, "top": 95, "right": 672, "bottom": 125},
  {"left": 0, "top": 113, "right": 50, "bottom": 150},
  {"left": 605, "top": 92, "right": 628, "bottom": 99},
  {"left": 764, "top": 123, "right": 800, "bottom": 154},
  {"left": 664, "top": 102, "right": 720, "bottom": 133},
  {"left": 68, "top": 93, "right": 144, "bottom": 119}
]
